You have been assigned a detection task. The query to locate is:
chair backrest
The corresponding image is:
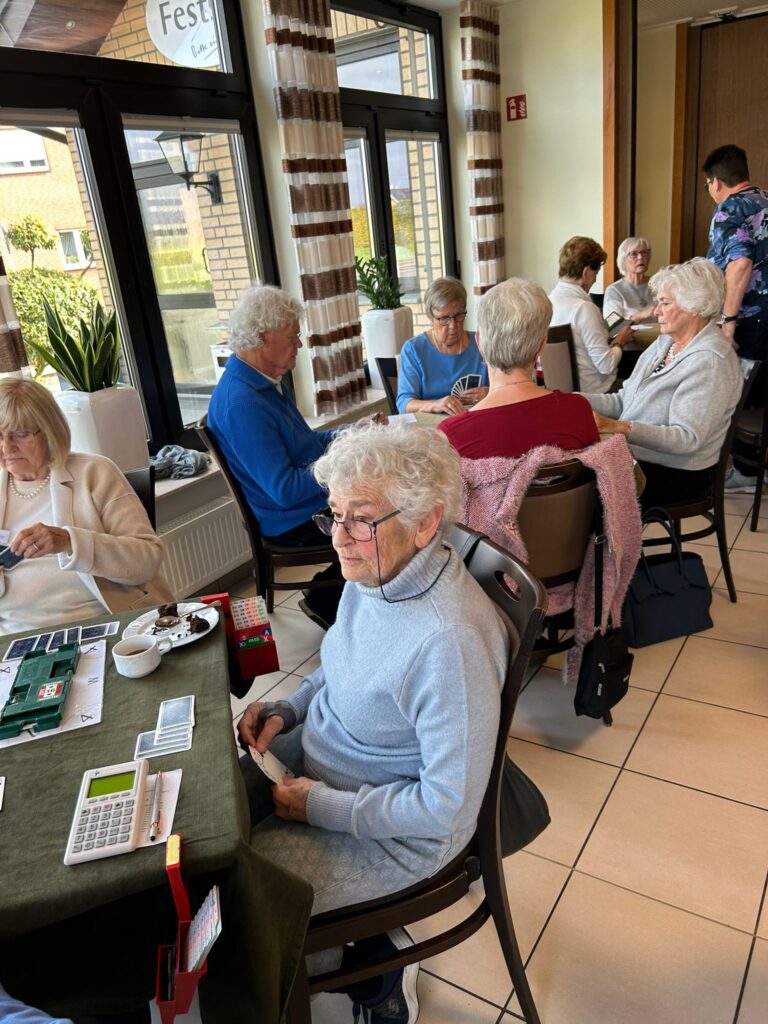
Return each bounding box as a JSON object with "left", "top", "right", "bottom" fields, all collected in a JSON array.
[
  {"left": 375, "top": 357, "right": 399, "bottom": 415},
  {"left": 713, "top": 358, "right": 762, "bottom": 495},
  {"left": 124, "top": 466, "right": 156, "bottom": 530},
  {"left": 195, "top": 415, "right": 263, "bottom": 564},
  {"left": 541, "top": 325, "right": 579, "bottom": 393},
  {"left": 516, "top": 459, "right": 597, "bottom": 587}
]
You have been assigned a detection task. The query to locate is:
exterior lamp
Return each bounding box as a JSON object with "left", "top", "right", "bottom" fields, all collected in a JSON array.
[{"left": 156, "top": 130, "right": 223, "bottom": 204}]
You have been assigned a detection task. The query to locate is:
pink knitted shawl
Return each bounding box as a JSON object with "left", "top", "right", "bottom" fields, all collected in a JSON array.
[{"left": 459, "top": 435, "right": 642, "bottom": 681}]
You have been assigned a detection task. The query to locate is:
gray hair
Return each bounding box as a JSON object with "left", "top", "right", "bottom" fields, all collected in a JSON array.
[
  {"left": 227, "top": 285, "right": 304, "bottom": 354},
  {"left": 649, "top": 258, "right": 725, "bottom": 319},
  {"left": 313, "top": 423, "right": 460, "bottom": 534},
  {"left": 477, "top": 278, "right": 552, "bottom": 372},
  {"left": 424, "top": 277, "right": 467, "bottom": 318},
  {"left": 617, "top": 236, "right": 651, "bottom": 276}
]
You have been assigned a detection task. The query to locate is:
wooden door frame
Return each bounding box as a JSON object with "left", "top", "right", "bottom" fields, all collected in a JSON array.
[
  {"left": 603, "top": 0, "right": 636, "bottom": 285},
  {"left": 670, "top": 23, "right": 702, "bottom": 262}
]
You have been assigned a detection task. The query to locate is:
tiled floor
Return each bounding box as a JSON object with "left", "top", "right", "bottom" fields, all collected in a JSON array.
[{"left": 163, "top": 495, "right": 768, "bottom": 1024}]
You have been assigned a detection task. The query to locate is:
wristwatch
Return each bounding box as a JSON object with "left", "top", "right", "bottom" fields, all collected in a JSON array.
[{"left": 720, "top": 314, "right": 739, "bottom": 324}]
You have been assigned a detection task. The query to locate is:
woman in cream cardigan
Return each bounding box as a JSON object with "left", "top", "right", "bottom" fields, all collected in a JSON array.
[{"left": 0, "top": 378, "right": 172, "bottom": 635}]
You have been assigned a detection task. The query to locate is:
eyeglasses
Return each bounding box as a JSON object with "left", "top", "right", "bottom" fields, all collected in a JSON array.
[
  {"left": 0, "top": 429, "right": 40, "bottom": 445},
  {"left": 312, "top": 508, "right": 401, "bottom": 542},
  {"left": 432, "top": 312, "right": 467, "bottom": 326},
  {"left": 627, "top": 250, "right": 649, "bottom": 259},
  {"left": 704, "top": 178, "right": 714, "bottom": 190}
]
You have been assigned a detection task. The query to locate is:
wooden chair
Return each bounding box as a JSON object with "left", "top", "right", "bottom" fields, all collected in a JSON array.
[
  {"left": 195, "top": 416, "right": 337, "bottom": 612},
  {"left": 732, "top": 360, "right": 768, "bottom": 532},
  {"left": 541, "top": 325, "right": 579, "bottom": 393},
  {"left": 285, "top": 538, "right": 547, "bottom": 1024},
  {"left": 124, "top": 465, "right": 156, "bottom": 529},
  {"left": 375, "top": 356, "right": 399, "bottom": 415},
  {"left": 642, "top": 359, "right": 761, "bottom": 603}
]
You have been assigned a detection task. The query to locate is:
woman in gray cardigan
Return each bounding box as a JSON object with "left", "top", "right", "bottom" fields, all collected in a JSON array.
[{"left": 581, "top": 258, "right": 743, "bottom": 510}]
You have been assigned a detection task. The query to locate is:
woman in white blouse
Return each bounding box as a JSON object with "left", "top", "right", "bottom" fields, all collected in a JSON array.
[{"left": 0, "top": 379, "right": 172, "bottom": 635}]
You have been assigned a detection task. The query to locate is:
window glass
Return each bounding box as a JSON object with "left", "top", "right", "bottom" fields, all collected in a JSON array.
[
  {"left": 0, "top": 0, "right": 230, "bottom": 72},
  {"left": 332, "top": 11, "right": 434, "bottom": 99},
  {"left": 385, "top": 131, "right": 445, "bottom": 334},
  {"left": 0, "top": 128, "right": 48, "bottom": 174},
  {"left": 125, "top": 124, "right": 261, "bottom": 424}
]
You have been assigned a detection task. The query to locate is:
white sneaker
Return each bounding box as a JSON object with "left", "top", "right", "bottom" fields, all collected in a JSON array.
[{"left": 724, "top": 467, "right": 759, "bottom": 493}]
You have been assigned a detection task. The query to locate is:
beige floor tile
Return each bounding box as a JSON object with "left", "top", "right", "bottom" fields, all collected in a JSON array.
[
  {"left": 733, "top": 518, "right": 768, "bottom": 554},
  {"left": 680, "top": 513, "right": 747, "bottom": 547},
  {"left": 739, "top": 939, "right": 768, "bottom": 1024},
  {"left": 758, "top": 900, "right": 768, "bottom": 940},
  {"left": 408, "top": 851, "right": 568, "bottom": 1006},
  {"left": 627, "top": 636, "right": 685, "bottom": 692},
  {"left": 230, "top": 670, "right": 305, "bottom": 720},
  {"left": 310, "top": 974, "right": 503, "bottom": 1024},
  {"left": 664, "top": 636, "right": 768, "bottom": 716},
  {"left": 273, "top": 563, "right": 332, "bottom": 585},
  {"left": 713, "top": 547, "right": 768, "bottom": 596},
  {"left": 626, "top": 694, "right": 768, "bottom": 808},
  {"left": 268, "top": 604, "right": 324, "bottom": 673},
  {"left": 578, "top": 773, "right": 768, "bottom": 931},
  {"left": 506, "top": 739, "right": 618, "bottom": 866},
  {"left": 278, "top": 589, "right": 303, "bottom": 610},
  {"left": 706, "top": 587, "right": 768, "bottom": 648},
  {"left": 724, "top": 492, "right": 756, "bottom": 516},
  {"left": 510, "top": 669, "right": 656, "bottom": 766},
  {"left": 513, "top": 873, "right": 751, "bottom": 1024},
  {"left": 686, "top": 541, "right": 726, "bottom": 584}
]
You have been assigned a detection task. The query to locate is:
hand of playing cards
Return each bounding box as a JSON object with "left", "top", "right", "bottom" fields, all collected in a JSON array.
[
  {"left": 249, "top": 746, "right": 294, "bottom": 784},
  {"left": 135, "top": 695, "right": 195, "bottom": 759}
]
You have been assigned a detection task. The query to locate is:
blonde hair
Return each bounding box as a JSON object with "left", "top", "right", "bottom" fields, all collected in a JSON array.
[{"left": 0, "top": 379, "right": 70, "bottom": 468}]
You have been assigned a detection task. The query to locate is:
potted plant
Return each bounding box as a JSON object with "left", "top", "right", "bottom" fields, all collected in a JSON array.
[
  {"left": 26, "top": 299, "right": 149, "bottom": 471},
  {"left": 356, "top": 256, "right": 414, "bottom": 389}
]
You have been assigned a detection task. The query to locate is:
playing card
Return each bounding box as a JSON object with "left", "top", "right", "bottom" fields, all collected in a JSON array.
[
  {"left": 450, "top": 374, "right": 482, "bottom": 397},
  {"left": 158, "top": 695, "right": 195, "bottom": 732},
  {"left": 4, "top": 636, "right": 37, "bottom": 660},
  {"left": 105, "top": 621, "right": 120, "bottom": 636},
  {"left": 249, "top": 747, "right": 294, "bottom": 784},
  {"left": 0, "top": 546, "right": 24, "bottom": 571},
  {"left": 49, "top": 630, "right": 66, "bottom": 650},
  {"left": 135, "top": 728, "right": 193, "bottom": 759},
  {"left": 66, "top": 628, "right": 81, "bottom": 644},
  {"left": 34, "top": 633, "right": 53, "bottom": 651},
  {"left": 80, "top": 623, "right": 109, "bottom": 640}
]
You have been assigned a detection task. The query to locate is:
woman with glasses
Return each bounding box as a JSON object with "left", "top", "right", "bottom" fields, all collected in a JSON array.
[
  {"left": 603, "top": 237, "right": 656, "bottom": 324},
  {"left": 549, "top": 236, "right": 633, "bottom": 393},
  {"left": 396, "top": 277, "right": 488, "bottom": 415},
  {"left": 0, "top": 379, "right": 172, "bottom": 635},
  {"left": 238, "top": 423, "right": 507, "bottom": 1022}
]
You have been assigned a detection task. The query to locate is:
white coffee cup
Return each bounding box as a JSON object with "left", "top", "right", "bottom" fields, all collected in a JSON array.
[{"left": 112, "top": 635, "right": 172, "bottom": 678}]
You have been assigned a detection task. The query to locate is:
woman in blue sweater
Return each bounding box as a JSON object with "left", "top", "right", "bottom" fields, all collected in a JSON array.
[
  {"left": 396, "top": 277, "right": 488, "bottom": 415},
  {"left": 238, "top": 423, "right": 507, "bottom": 1023}
]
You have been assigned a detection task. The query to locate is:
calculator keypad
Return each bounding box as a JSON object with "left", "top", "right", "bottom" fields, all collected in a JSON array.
[{"left": 71, "top": 798, "right": 135, "bottom": 856}]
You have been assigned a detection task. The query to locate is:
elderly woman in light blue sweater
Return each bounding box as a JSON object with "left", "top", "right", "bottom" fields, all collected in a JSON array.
[{"left": 238, "top": 422, "right": 507, "bottom": 1021}]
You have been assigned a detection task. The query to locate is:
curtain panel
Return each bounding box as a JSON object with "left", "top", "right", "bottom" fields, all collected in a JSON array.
[
  {"left": 262, "top": 0, "right": 366, "bottom": 416},
  {"left": 460, "top": 0, "right": 506, "bottom": 295},
  {"left": 0, "top": 255, "right": 29, "bottom": 375}
]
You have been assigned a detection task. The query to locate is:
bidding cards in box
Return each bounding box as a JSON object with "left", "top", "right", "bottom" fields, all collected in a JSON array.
[{"left": 231, "top": 596, "right": 279, "bottom": 677}]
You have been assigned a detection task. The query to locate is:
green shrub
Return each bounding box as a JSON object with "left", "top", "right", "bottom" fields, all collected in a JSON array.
[{"left": 7, "top": 269, "right": 102, "bottom": 378}]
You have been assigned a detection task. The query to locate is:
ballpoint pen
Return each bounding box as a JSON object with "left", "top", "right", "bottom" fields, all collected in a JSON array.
[{"left": 148, "top": 771, "right": 162, "bottom": 842}]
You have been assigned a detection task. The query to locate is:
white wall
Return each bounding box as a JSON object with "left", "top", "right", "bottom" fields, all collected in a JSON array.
[{"left": 635, "top": 24, "right": 676, "bottom": 270}]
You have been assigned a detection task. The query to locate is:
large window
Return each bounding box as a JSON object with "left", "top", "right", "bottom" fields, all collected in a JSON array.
[
  {"left": 334, "top": 1, "right": 455, "bottom": 334},
  {"left": 0, "top": 0, "right": 275, "bottom": 447}
]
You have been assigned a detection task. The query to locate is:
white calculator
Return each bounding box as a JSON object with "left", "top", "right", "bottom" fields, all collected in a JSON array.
[{"left": 64, "top": 759, "right": 148, "bottom": 866}]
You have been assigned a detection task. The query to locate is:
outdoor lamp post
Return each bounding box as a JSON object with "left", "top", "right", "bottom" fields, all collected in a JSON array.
[{"left": 156, "top": 130, "right": 223, "bottom": 204}]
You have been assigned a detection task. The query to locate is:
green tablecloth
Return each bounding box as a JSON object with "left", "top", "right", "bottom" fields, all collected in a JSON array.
[{"left": 0, "top": 609, "right": 312, "bottom": 1023}]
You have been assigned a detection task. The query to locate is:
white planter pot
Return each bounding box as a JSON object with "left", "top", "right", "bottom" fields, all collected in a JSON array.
[
  {"left": 362, "top": 306, "right": 414, "bottom": 388},
  {"left": 55, "top": 384, "right": 149, "bottom": 472}
]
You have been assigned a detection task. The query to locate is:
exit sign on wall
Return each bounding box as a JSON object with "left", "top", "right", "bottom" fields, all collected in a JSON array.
[{"left": 506, "top": 95, "right": 528, "bottom": 121}]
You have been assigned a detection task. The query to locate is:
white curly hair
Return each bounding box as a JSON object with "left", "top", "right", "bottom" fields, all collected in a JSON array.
[{"left": 227, "top": 285, "right": 304, "bottom": 354}]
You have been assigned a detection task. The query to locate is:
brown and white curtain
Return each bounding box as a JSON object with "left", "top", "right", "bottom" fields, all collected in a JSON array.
[
  {"left": 262, "top": 0, "right": 366, "bottom": 416},
  {"left": 460, "top": 1, "right": 506, "bottom": 295},
  {"left": 0, "top": 255, "right": 29, "bottom": 374}
]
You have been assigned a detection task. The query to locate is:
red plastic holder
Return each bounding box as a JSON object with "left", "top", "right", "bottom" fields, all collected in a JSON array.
[
  {"left": 200, "top": 592, "right": 279, "bottom": 686},
  {"left": 155, "top": 834, "right": 207, "bottom": 1024}
]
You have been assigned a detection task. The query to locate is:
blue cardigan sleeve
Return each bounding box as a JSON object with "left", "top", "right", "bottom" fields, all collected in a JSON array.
[{"left": 396, "top": 339, "right": 425, "bottom": 413}]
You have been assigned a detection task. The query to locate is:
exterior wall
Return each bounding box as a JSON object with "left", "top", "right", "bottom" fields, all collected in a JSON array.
[{"left": 636, "top": 24, "right": 676, "bottom": 271}]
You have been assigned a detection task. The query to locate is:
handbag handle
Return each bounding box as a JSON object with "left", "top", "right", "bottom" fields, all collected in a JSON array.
[{"left": 638, "top": 506, "right": 691, "bottom": 591}]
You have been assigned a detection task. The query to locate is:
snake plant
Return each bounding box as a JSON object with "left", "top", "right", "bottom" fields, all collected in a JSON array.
[{"left": 27, "top": 299, "right": 121, "bottom": 392}]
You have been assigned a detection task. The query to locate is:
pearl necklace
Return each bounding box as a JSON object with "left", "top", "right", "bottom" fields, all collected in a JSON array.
[{"left": 10, "top": 471, "right": 50, "bottom": 500}]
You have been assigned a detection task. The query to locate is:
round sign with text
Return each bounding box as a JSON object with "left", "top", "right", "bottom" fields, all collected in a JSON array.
[{"left": 146, "top": 0, "right": 220, "bottom": 69}]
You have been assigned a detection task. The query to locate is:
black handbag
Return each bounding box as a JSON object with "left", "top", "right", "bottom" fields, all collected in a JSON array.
[
  {"left": 499, "top": 755, "right": 551, "bottom": 857},
  {"left": 574, "top": 512, "right": 634, "bottom": 720},
  {"left": 622, "top": 508, "right": 713, "bottom": 648}
]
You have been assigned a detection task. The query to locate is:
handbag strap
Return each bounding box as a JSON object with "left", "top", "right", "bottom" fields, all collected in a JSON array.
[
  {"left": 640, "top": 506, "right": 686, "bottom": 579},
  {"left": 593, "top": 501, "right": 605, "bottom": 632}
]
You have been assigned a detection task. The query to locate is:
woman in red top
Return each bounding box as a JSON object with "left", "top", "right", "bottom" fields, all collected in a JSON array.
[{"left": 438, "top": 278, "right": 599, "bottom": 458}]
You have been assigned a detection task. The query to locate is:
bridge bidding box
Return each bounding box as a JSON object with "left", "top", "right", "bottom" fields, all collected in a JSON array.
[{"left": 200, "top": 593, "right": 279, "bottom": 687}]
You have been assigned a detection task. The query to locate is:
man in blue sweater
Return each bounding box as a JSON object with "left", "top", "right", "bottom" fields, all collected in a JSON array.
[{"left": 208, "top": 285, "right": 343, "bottom": 624}]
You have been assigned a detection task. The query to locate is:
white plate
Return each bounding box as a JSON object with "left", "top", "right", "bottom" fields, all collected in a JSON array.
[{"left": 121, "top": 602, "right": 219, "bottom": 648}]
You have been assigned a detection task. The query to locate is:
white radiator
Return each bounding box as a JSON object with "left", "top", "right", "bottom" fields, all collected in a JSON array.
[{"left": 159, "top": 497, "right": 252, "bottom": 598}]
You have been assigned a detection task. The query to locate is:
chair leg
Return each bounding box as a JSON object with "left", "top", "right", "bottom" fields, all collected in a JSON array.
[
  {"left": 483, "top": 857, "right": 541, "bottom": 1024},
  {"left": 285, "top": 957, "right": 311, "bottom": 1024},
  {"left": 749, "top": 441, "right": 767, "bottom": 532},
  {"left": 716, "top": 513, "right": 737, "bottom": 603}
]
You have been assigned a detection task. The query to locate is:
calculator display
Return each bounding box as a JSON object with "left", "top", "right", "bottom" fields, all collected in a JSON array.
[{"left": 87, "top": 771, "right": 136, "bottom": 799}]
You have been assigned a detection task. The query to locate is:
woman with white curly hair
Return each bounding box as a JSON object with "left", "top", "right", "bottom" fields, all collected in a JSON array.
[
  {"left": 237, "top": 423, "right": 508, "bottom": 1022},
  {"left": 583, "top": 257, "right": 743, "bottom": 508},
  {"left": 207, "top": 284, "right": 344, "bottom": 625}
]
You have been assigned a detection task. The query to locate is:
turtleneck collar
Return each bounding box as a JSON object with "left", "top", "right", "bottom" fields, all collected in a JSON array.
[{"left": 356, "top": 532, "right": 454, "bottom": 603}]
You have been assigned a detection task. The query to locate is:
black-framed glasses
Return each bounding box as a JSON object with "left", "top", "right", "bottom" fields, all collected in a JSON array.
[
  {"left": 432, "top": 311, "right": 467, "bottom": 326},
  {"left": 312, "top": 508, "right": 401, "bottom": 543}
]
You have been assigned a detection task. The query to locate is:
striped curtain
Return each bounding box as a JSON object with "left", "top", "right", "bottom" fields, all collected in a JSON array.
[
  {"left": 262, "top": 0, "right": 366, "bottom": 416},
  {"left": 0, "top": 255, "right": 29, "bottom": 374},
  {"left": 460, "top": 1, "right": 506, "bottom": 295}
]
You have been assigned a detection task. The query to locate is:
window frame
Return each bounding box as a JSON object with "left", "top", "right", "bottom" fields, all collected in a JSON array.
[{"left": 0, "top": 0, "right": 278, "bottom": 450}]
